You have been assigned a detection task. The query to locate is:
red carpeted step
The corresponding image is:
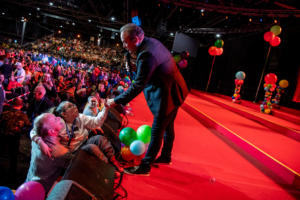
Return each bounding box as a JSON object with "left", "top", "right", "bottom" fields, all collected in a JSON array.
[
  {"left": 184, "top": 93, "right": 300, "bottom": 189},
  {"left": 206, "top": 91, "right": 300, "bottom": 126}
]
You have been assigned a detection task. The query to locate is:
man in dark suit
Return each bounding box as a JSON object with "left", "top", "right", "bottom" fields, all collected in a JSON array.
[{"left": 107, "top": 23, "right": 189, "bottom": 175}]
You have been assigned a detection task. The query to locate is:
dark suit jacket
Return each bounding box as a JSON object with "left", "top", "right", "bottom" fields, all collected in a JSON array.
[{"left": 114, "top": 37, "right": 188, "bottom": 117}]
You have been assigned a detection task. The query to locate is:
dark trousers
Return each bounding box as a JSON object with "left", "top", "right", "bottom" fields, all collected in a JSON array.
[{"left": 142, "top": 108, "right": 179, "bottom": 165}]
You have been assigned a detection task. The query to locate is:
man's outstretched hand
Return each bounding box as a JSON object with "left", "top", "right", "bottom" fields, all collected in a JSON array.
[{"left": 106, "top": 98, "right": 116, "bottom": 108}]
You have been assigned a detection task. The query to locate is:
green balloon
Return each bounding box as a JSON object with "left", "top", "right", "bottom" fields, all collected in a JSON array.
[
  {"left": 270, "top": 25, "right": 282, "bottom": 36},
  {"left": 174, "top": 55, "right": 181, "bottom": 63},
  {"left": 137, "top": 125, "right": 151, "bottom": 144},
  {"left": 119, "top": 127, "right": 137, "bottom": 146},
  {"left": 214, "top": 39, "right": 224, "bottom": 48}
]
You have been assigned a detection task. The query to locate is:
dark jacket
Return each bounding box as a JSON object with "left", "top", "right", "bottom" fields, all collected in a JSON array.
[
  {"left": 27, "top": 96, "right": 54, "bottom": 121},
  {"left": 114, "top": 37, "right": 188, "bottom": 117}
]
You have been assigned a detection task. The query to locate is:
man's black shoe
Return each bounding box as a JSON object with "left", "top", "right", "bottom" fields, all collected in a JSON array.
[
  {"left": 154, "top": 157, "right": 172, "bottom": 165},
  {"left": 124, "top": 164, "right": 150, "bottom": 176}
]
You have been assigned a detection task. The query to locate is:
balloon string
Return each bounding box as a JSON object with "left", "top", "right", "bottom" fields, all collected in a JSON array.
[
  {"left": 206, "top": 55, "right": 216, "bottom": 92},
  {"left": 254, "top": 45, "right": 271, "bottom": 102}
]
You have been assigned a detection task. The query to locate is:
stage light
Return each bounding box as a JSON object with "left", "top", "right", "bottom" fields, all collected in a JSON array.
[
  {"left": 274, "top": 19, "right": 278, "bottom": 23},
  {"left": 98, "top": 33, "right": 101, "bottom": 37},
  {"left": 110, "top": 16, "right": 115, "bottom": 21},
  {"left": 29, "top": 13, "right": 32, "bottom": 16},
  {"left": 77, "top": 34, "right": 80, "bottom": 38},
  {"left": 201, "top": 9, "right": 205, "bottom": 13},
  {"left": 88, "top": 19, "right": 91, "bottom": 23},
  {"left": 225, "top": 16, "right": 228, "bottom": 20},
  {"left": 37, "top": 7, "right": 40, "bottom": 11},
  {"left": 216, "top": 34, "right": 221, "bottom": 38},
  {"left": 249, "top": 18, "right": 252, "bottom": 22},
  {"left": 201, "top": 12, "right": 204, "bottom": 16},
  {"left": 58, "top": 30, "right": 62, "bottom": 34},
  {"left": 2, "top": 12, "right": 5, "bottom": 15},
  {"left": 60, "top": 25, "right": 63, "bottom": 28},
  {"left": 49, "top": 2, "right": 54, "bottom": 6},
  {"left": 169, "top": 32, "right": 174, "bottom": 36},
  {"left": 179, "top": 8, "right": 182, "bottom": 12},
  {"left": 72, "top": 22, "right": 75, "bottom": 26},
  {"left": 260, "top": 18, "right": 263, "bottom": 22}
]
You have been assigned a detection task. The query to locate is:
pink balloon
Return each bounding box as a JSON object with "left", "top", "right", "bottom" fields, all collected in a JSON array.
[
  {"left": 178, "top": 59, "right": 188, "bottom": 69},
  {"left": 269, "top": 36, "right": 281, "bottom": 47},
  {"left": 264, "top": 31, "right": 275, "bottom": 42},
  {"left": 15, "top": 181, "right": 45, "bottom": 200}
]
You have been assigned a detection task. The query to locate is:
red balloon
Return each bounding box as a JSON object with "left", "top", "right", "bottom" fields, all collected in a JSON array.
[
  {"left": 264, "top": 73, "right": 278, "bottom": 84},
  {"left": 264, "top": 31, "right": 275, "bottom": 42},
  {"left": 208, "top": 46, "right": 217, "bottom": 56},
  {"left": 269, "top": 36, "right": 281, "bottom": 47},
  {"left": 215, "top": 47, "right": 223, "bottom": 56}
]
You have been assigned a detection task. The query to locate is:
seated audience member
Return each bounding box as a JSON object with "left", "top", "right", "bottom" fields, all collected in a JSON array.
[
  {"left": 0, "top": 97, "right": 31, "bottom": 180},
  {"left": 27, "top": 85, "right": 54, "bottom": 121},
  {"left": 83, "top": 96, "right": 100, "bottom": 117},
  {"left": 41, "top": 73, "right": 58, "bottom": 102},
  {"left": 30, "top": 101, "right": 122, "bottom": 171},
  {"left": 0, "top": 73, "right": 5, "bottom": 114},
  {"left": 26, "top": 113, "right": 72, "bottom": 192}
]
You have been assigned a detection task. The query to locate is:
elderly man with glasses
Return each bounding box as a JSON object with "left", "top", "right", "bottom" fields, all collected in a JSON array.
[{"left": 29, "top": 100, "right": 122, "bottom": 172}]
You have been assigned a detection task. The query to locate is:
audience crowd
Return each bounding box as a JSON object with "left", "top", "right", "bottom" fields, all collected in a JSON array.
[{"left": 0, "top": 36, "right": 136, "bottom": 192}]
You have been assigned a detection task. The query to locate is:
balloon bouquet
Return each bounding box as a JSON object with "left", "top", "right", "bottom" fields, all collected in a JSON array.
[
  {"left": 0, "top": 181, "right": 46, "bottom": 200},
  {"left": 119, "top": 125, "right": 151, "bottom": 166},
  {"left": 263, "top": 25, "right": 282, "bottom": 47},
  {"left": 260, "top": 73, "right": 277, "bottom": 114},
  {"left": 272, "top": 79, "right": 289, "bottom": 108},
  {"left": 174, "top": 51, "right": 190, "bottom": 69},
  {"left": 206, "top": 39, "right": 224, "bottom": 91},
  {"left": 232, "top": 71, "right": 246, "bottom": 103}
]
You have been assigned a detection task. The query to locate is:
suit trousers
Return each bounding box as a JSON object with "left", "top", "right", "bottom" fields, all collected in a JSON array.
[{"left": 142, "top": 108, "right": 179, "bottom": 165}]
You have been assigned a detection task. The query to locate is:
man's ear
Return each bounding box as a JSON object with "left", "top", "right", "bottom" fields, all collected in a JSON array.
[{"left": 133, "top": 36, "right": 140, "bottom": 46}]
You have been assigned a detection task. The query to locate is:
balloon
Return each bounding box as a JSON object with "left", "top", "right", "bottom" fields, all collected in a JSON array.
[
  {"left": 177, "top": 59, "right": 188, "bottom": 69},
  {"left": 137, "top": 125, "right": 152, "bottom": 144},
  {"left": 15, "top": 181, "right": 45, "bottom": 200},
  {"left": 264, "top": 73, "right": 277, "bottom": 84},
  {"left": 173, "top": 55, "right": 181, "bottom": 63},
  {"left": 119, "top": 127, "right": 137, "bottom": 146},
  {"left": 120, "top": 146, "right": 136, "bottom": 161},
  {"left": 269, "top": 36, "right": 281, "bottom": 47},
  {"left": 130, "top": 140, "right": 146, "bottom": 156},
  {"left": 279, "top": 80, "right": 289, "bottom": 88},
  {"left": 264, "top": 109, "right": 271, "bottom": 114},
  {"left": 270, "top": 25, "right": 282, "bottom": 36},
  {"left": 0, "top": 186, "right": 15, "bottom": 200},
  {"left": 235, "top": 71, "right": 246, "bottom": 80},
  {"left": 263, "top": 31, "right": 275, "bottom": 42},
  {"left": 215, "top": 47, "right": 223, "bottom": 56},
  {"left": 208, "top": 46, "right": 217, "bottom": 56},
  {"left": 214, "top": 39, "right": 224, "bottom": 48}
]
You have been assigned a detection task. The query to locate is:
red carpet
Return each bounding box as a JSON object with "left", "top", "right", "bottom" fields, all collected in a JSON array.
[{"left": 121, "top": 93, "right": 300, "bottom": 200}]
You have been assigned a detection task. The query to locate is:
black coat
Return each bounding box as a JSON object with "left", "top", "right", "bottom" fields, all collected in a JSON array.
[
  {"left": 27, "top": 96, "right": 54, "bottom": 120},
  {"left": 114, "top": 37, "right": 188, "bottom": 117}
]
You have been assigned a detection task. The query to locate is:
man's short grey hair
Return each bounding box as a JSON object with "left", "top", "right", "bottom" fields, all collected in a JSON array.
[
  {"left": 120, "top": 23, "right": 144, "bottom": 40},
  {"left": 55, "top": 101, "right": 69, "bottom": 115}
]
